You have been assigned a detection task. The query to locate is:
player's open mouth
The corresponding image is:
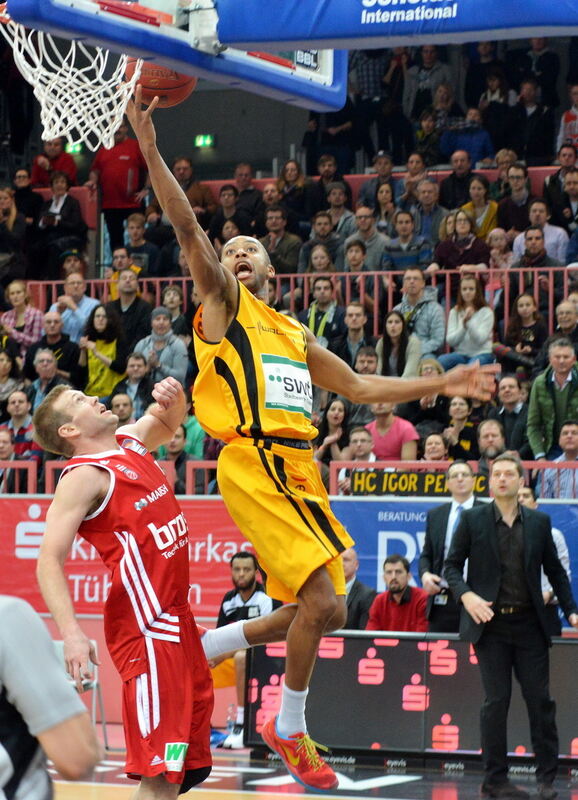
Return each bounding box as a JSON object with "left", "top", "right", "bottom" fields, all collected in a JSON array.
[{"left": 235, "top": 261, "right": 253, "bottom": 279}]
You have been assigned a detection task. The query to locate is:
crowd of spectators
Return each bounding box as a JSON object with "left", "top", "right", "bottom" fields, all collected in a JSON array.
[{"left": 3, "top": 38, "right": 578, "bottom": 497}]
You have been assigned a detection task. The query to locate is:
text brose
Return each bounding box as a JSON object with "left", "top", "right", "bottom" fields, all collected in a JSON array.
[{"left": 148, "top": 512, "right": 188, "bottom": 550}]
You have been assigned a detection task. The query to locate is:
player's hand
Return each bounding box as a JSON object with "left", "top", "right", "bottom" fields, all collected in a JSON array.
[
  {"left": 63, "top": 631, "right": 100, "bottom": 693},
  {"left": 461, "top": 591, "right": 494, "bottom": 624},
  {"left": 126, "top": 84, "right": 159, "bottom": 147},
  {"left": 443, "top": 361, "right": 500, "bottom": 403},
  {"left": 152, "top": 376, "right": 183, "bottom": 409},
  {"left": 421, "top": 571, "right": 442, "bottom": 595}
]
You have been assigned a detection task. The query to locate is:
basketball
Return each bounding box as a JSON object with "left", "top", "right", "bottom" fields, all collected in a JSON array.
[{"left": 125, "top": 58, "right": 197, "bottom": 108}]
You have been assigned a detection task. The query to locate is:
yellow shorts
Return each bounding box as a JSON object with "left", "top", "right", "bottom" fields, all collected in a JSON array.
[
  {"left": 210, "top": 657, "right": 236, "bottom": 689},
  {"left": 217, "top": 439, "right": 353, "bottom": 603}
]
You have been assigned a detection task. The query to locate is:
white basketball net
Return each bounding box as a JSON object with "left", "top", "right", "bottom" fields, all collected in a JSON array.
[{"left": 0, "top": 5, "right": 143, "bottom": 151}]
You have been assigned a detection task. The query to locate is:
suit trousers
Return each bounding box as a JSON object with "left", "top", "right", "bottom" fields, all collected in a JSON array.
[{"left": 474, "top": 610, "right": 557, "bottom": 787}]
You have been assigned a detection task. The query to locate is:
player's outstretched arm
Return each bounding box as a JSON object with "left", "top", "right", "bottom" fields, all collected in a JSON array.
[
  {"left": 306, "top": 332, "right": 498, "bottom": 404},
  {"left": 126, "top": 88, "right": 235, "bottom": 303},
  {"left": 37, "top": 466, "right": 107, "bottom": 691},
  {"left": 121, "top": 376, "right": 187, "bottom": 452}
]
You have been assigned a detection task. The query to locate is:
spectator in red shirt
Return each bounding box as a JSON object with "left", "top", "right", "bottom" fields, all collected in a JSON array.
[
  {"left": 31, "top": 137, "right": 77, "bottom": 188},
  {"left": 85, "top": 118, "right": 148, "bottom": 249},
  {"left": 365, "top": 401, "right": 419, "bottom": 460},
  {"left": 366, "top": 555, "right": 428, "bottom": 632}
]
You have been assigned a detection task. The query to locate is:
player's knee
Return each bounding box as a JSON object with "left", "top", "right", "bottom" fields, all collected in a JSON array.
[
  {"left": 325, "top": 601, "right": 347, "bottom": 632},
  {"left": 300, "top": 591, "right": 339, "bottom": 628}
]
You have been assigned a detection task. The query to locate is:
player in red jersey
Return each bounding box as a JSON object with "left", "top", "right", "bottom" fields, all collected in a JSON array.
[{"left": 34, "top": 378, "right": 213, "bottom": 800}]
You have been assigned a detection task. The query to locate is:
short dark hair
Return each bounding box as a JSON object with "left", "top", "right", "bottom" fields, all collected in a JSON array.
[
  {"left": 508, "top": 161, "right": 529, "bottom": 178},
  {"left": 317, "top": 153, "right": 336, "bottom": 167},
  {"left": 383, "top": 554, "right": 410, "bottom": 572},
  {"left": 561, "top": 419, "right": 578, "bottom": 431},
  {"left": 265, "top": 204, "right": 287, "bottom": 219},
  {"left": 50, "top": 170, "right": 71, "bottom": 189},
  {"left": 172, "top": 155, "right": 193, "bottom": 169},
  {"left": 393, "top": 209, "right": 415, "bottom": 225},
  {"left": 524, "top": 224, "right": 544, "bottom": 239},
  {"left": 313, "top": 211, "right": 332, "bottom": 224},
  {"left": 311, "top": 274, "right": 333, "bottom": 289},
  {"left": 355, "top": 345, "right": 377, "bottom": 360},
  {"left": 491, "top": 451, "right": 524, "bottom": 477},
  {"left": 230, "top": 550, "right": 258, "bottom": 569},
  {"left": 529, "top": 198, "right": 550, "bottom": 214},
  {"left": 499, "top": 373, "right": 522, "bottom": 389},
  {"left": 219, "top": 183, "right": 239, "bottom": 197},
  {"left": 558, "top": 143, "right": 577, "bottom": 157},
  {"left": 346, "top": 238, "right": 367, "bottom": 254}
]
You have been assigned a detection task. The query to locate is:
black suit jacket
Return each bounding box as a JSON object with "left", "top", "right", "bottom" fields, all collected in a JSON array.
[
  {"left": 419, "top": 498, "right": 484, "bottom": 619},
  {"left": 486, "top": 405, "right": 532, "bottom": 460},
  {"left": 345, "top": 578, "right": 377, "bottom": 630},
  {"left": 444, "top": 502, "right": 578, "bottom": 644},
  {"left": 39, "top": 194, "right": 87, "bottom": 243}
]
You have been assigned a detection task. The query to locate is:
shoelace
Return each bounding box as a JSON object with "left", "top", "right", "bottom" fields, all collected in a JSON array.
[{"left": 294, "top": 734, "right": 329, "bottom": 771}]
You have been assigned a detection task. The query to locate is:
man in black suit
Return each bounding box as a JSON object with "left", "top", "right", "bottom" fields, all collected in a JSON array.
[
  {"left": 445, "top": 452, "right": 578, "bottom": 800},
  {"left": 486, "top": 375, "right": 532, "bottom": 459},
  {"left": 419, "top": 460, "right": 482, "bottom": 633},
  {"left": 341, "top": 547, "right": 376, "bottom": 630}
]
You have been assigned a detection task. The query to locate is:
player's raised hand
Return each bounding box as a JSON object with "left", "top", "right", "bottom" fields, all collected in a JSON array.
[
  {"left": 443, "top": 361, "right": 500, "bottom": 402},
  {"left": 126, "top": 84, "right": 159, "bottom": 146},
  {"left": 152, "top": 376, "right": 184, "bottom": 410}
]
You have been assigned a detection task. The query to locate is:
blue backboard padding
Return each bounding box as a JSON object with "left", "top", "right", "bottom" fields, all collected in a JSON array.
[
  {"left": 216, "top": 0, "right": 578, "bottom": 49},
  {"left": 5, "top": 0, "right": 347, "bottom": 111}
]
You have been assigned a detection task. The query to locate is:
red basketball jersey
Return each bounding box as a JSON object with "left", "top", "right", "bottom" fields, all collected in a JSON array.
[{"left": 61, "top": 432, "right": 190, "bottom": 680}]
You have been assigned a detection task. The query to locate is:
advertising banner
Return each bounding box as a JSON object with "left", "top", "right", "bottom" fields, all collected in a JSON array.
[
  {"left": 2, "top": 497, "right": 248, "bottom": 618},
  {"left": 217, "top": 0, "right": 578, "bottom": 51},
  {"left": 333, "top": 498, "right": 578, "bottom": 596},
  {"left": 3, "top": 496, "right": 577, "bottom": 618}
]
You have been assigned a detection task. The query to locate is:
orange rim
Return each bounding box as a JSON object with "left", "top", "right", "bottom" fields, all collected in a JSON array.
[{"left": 0, "top": 4, "right": 10, "bottom": 23}]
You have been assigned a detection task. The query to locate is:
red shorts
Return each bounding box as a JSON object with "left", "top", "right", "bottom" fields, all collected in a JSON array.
[{"left": 122, "top": 613, "right": 214, "bottom": 785}]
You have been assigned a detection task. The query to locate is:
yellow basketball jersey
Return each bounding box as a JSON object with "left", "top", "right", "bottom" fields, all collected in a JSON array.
[{"left": 193, "top": 282, "right": 317, "bottom": 442}]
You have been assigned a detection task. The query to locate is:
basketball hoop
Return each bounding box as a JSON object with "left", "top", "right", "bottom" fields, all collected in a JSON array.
[{"left": 0, "top": 3, "right": 143, "bottom": 150}]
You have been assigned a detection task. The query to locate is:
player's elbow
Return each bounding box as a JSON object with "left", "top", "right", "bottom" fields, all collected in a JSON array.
[{"left": 343, "top": 374, "right": 367, "bottom": 405}]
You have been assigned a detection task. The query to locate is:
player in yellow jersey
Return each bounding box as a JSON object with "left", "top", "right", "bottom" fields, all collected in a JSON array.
[{"left": 128, "top": 89, "right": 497, "bottom": 792}]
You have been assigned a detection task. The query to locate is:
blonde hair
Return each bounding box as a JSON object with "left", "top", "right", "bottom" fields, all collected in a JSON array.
[
  {"left": 32, "top": 384, "right": 74, "bottom": 457},
  {"left": 418, "top": 357, "right": 444, "bottom": 376},
  {"left": 0, "top": 186, "right": 17, "bottom": 231}
]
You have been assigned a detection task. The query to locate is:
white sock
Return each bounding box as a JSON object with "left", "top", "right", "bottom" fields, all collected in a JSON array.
[
  {"left": 200, "top": 621, "right": 249, "bottom": 661},
  {"left": 236, "top": 707, "right": 244, "bottom": 726},
  {"left": 277, "top": 685, "right": 308, "bottom": 738}
]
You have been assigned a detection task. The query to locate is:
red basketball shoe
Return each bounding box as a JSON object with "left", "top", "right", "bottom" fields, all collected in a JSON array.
[{"left": 261, "top": 716, "right": 338, "bottom": 792}]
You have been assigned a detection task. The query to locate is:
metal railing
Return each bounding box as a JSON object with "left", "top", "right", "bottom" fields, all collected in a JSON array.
[{"left": 26, "top": 265, "right": 570, "bottom": 338}]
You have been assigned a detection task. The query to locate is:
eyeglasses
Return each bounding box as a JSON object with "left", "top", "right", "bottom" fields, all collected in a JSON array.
[{"left": 355, "top": 215, "right": 373, "bottom": 220}]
